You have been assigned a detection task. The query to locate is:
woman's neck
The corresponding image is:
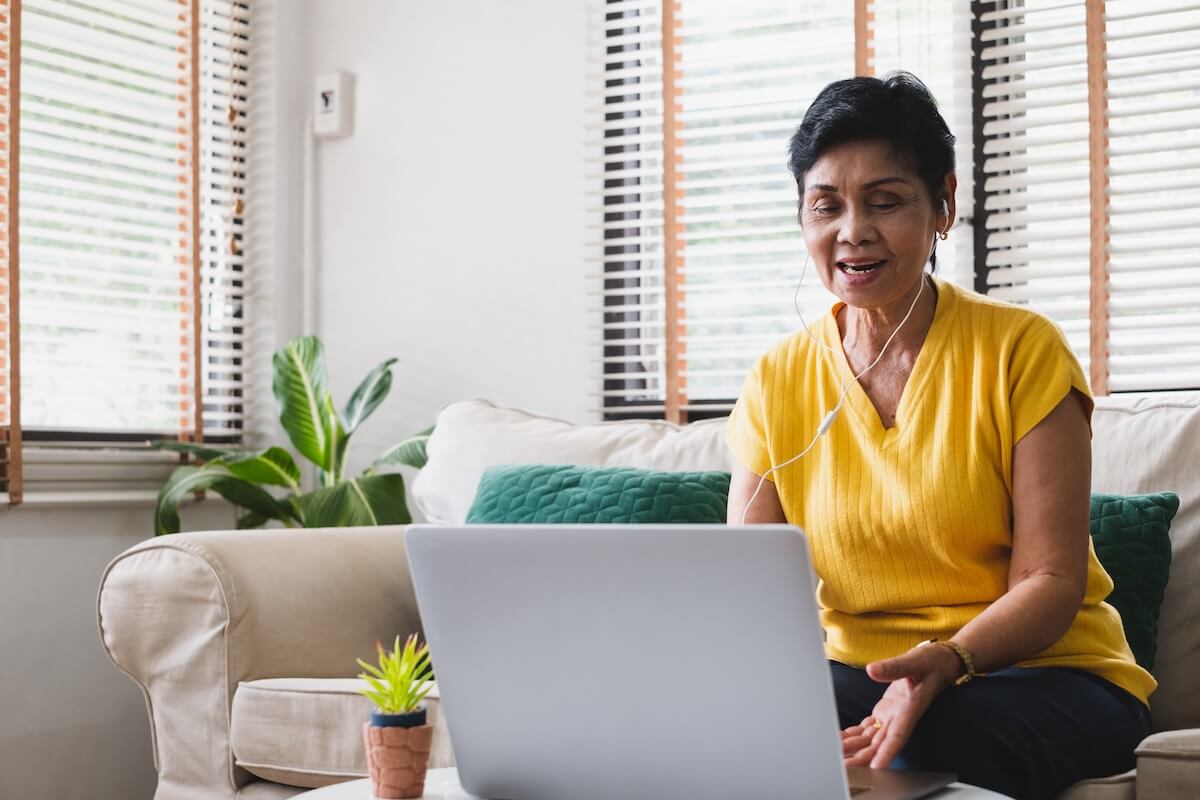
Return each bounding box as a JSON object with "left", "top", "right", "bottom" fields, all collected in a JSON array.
[{"left": 839, "top": 273, "right": 938, "bottom": 358}]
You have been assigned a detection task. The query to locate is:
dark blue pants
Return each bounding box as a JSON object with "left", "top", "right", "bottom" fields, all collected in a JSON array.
[{"left": 830, "top": 662, "right": 1151, "bottom": 800}]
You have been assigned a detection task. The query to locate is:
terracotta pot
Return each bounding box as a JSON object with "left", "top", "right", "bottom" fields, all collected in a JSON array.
[{"left": 363, "top": 710, "right": 433, "bottom": 799}]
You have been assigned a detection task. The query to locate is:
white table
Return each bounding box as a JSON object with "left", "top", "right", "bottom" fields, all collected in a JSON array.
[{"left": 296, "top": 768, "right": 1014, "bottom": 798}]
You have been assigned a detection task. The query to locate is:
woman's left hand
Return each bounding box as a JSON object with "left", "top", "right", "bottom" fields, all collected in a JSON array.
[{"left": 841, "top": 642, "right": 962, "bottom": 769}]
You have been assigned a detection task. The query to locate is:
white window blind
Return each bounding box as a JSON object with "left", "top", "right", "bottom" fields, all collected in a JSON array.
[
  {"left": 978, "top": 0, "right": 1095, "bottom": 378},
  {"left": 977, "top": 0, "right": 1200, "bottom": 392},
  {"left": 592, "top": 0, "right": 973, "bottom": 419},
  {"left": 1105, "top": 0, "right": 1200, "bottom": 391},
  {"left": 10, "top": 0, "right": 249, "bottom": 501}
]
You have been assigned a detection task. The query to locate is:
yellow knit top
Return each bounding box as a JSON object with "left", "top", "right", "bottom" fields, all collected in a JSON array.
[{"left": 726, "top": 276, "right": 1155, "bottom": 706}]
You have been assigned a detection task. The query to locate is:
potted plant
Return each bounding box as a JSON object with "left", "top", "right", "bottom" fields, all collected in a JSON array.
[
  {"left": 150, "top": 335, "right": 432, "bottom": 534},
  {"left": 357, "top": 634, "right": 437, "bottom": 799}
]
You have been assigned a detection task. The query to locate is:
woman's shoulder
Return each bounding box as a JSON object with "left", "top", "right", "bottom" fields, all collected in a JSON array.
[{"left": 941, "top": 279, "right": 1063, "bottom": 341}]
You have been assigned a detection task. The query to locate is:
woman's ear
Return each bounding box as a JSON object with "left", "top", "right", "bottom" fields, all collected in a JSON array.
[{"left": 940, "top": 173, "right": 958, "bottom": 231}]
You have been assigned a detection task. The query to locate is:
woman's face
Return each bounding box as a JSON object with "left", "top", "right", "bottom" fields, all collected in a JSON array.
[{"left": 800, "top": 139, "right": 955, "bottom": 312}]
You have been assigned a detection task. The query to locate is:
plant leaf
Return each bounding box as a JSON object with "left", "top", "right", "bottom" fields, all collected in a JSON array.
[
  {"left": 367, "top": 426, "right": 434, "bottom": 474},
  {"left": 148, "top": 439, "right": 239, "bottom": 462},
  {"left": 206, "top": 479, "right": 296, "bottom": 526},
  {"left": 272, "top": 336, "right": 331, "bottom": 470},
  {"left": 323, "top": 391, "right": 349, "bottom": 483},
  {"left": 216, "top": 447, "right": 302, "bottom": 491},
  {"left": 289, "top": 474, "right": 411, "bottom": 528},
  {"left": 236, "top": 511, "right": 269, "bottom": 529},
  {"left": 342, "top": 357, "right": 397, "bottom": 434},
  {"left": 155, "top": 465, "right": 293, "bottom": 535}
]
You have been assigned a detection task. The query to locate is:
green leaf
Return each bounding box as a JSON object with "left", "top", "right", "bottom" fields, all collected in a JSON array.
[
  {"left": 323, "top": 392, "right": 349, "bottom": 483},
  {"left": 367, "top": 426, "right": 434, "bottom": 474},
  {"left": 236, "top": 511, "right": 269, "bottom": 529},
  {"left": 207, "top": 479, "right": 295, "bottom": 526},
  {"left": 148, "top": 439, "right": 239, "bottom": 462},
  {"left": 342, "top": 357, "right": 397, "bottom": 434},
  {"left": 272, "top": 336, "right": 332, "bottom": 470},
  {"left": 289, "top": 473, "right": 411, "bottom": 528},
  {"left": 155, "top": 465, "right": 293, "bottom": 535},
  {"left": 216, "top": 447, "right": 302, "bottom": 491}
]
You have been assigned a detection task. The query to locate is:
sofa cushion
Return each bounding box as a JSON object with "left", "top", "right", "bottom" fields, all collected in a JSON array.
[
  {"left": 1089, "top": 493, "right": 1179, "bottom": 670},
  {"left": 1092, "top": 395, "right": 1200, "bottom": 733},
  {"left": 413, "top": 399, "right": 732, "bottom": 526},
  {"left": 466, "top": 464, "right": 730, "bottom": 524},
  {"left": 1057, "top": 769, "right": 1136, "bottom": 800},
  {"left": 230, "top": 679, "right": 452, "bottom": 789}
]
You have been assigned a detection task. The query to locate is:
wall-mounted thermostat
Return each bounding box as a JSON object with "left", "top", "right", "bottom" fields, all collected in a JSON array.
[{"left": 314, "top": 72, "right": 354, "bottom": 138}]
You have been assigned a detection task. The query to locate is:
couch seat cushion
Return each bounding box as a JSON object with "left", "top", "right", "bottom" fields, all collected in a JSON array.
[
  {"left": 1057, "top": 769, "right": 1135, "bottom": 800},
  {"left": 231, "top": 679, "right": 451, "bottom": 789}
]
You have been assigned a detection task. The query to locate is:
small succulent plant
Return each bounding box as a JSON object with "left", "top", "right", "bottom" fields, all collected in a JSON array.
[{"left": 356, "top": 634, "right": 435, "bottom": 716}]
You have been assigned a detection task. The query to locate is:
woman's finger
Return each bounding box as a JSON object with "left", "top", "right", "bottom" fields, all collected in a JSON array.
[
  {"left": 870, "top": 714, "right": 916, "bottom": 769},
  {"left": 843, "top": 720, "right": 887, "bottom": 766}
]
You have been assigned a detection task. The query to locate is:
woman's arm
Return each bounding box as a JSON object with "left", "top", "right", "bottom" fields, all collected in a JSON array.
[
  {"left": 727, "top": 461, "right": 788, "bottom": 524},
  {"left": 946, "top": 388, "right": 1092, "bottom": 672}
]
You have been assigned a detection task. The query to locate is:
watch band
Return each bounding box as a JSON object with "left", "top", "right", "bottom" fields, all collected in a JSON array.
[{"left": 921, "top": 638, "right": 979, "bottom": 686}]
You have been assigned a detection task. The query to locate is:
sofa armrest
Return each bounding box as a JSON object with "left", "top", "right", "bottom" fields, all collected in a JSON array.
[
  {"left": 1135, "top": 728, "right": 1200, "bottom": 800},
  {"left": 97, "top": 526, "right": 419, "bottom": 800}
]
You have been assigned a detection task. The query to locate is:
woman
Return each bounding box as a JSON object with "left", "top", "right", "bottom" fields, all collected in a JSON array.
[{"left": 725, "top": 73, "right": 1152, "bottom": 799}]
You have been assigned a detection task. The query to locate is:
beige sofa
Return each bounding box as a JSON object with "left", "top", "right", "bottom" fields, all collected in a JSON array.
[{"left": 98, "top": 395, "right": 1200, "bottom": 799}]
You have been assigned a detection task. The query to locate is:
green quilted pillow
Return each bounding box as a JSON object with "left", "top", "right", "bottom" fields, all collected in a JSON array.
[
  {"left": 1090, "top": 492, "right": 1178, "bottom": 671},
  {"left": 466, "top": 465, "right": 730, "bottom": 525}
]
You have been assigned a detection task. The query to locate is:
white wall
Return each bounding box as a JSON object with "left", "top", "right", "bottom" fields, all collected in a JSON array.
[
  {"left": 303, "top": 0, "right": 596, "bottom": 475},
  {"left": 0, "top": 3, "right": 309, "bottom": 799}
]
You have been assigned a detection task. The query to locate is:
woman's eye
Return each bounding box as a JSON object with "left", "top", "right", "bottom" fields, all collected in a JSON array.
[
  {"left": 811, "top": 205, "right": 839, "bottom": 214},
  {"left": 871, "top": 202, "right": 899, "bottom": 210}
]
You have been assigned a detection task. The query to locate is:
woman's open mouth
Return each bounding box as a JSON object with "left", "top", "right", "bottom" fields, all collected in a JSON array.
[{"left": 837, "top": 259, "right": 887, "bottom": 275}]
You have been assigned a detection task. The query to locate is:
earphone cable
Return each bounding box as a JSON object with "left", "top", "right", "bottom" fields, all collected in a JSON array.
[{"left": 740, "top": 269, "right": 929, "bottom": 527}]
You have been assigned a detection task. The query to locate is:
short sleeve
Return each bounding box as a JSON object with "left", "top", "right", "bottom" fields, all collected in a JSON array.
[
  {"left": 1009, "top": 318, "right": 1094, "bottom": 443},
  {"left": 725, "top": 355, "right": 775, "bottom": 480}
]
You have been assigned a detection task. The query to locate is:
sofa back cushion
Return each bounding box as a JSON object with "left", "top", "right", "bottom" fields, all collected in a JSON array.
[
  {"left": 1092, "top": 395, "right": 1200, "bottom": 732},
  {"left": 413, "top": 394, "right": 1200, "bottom": 732},
  {"left": 466, "top": 464, "right": 731, "bottom": 525},
  {"left": 413, "top": 400, "right": 732, "bottom": 525}
]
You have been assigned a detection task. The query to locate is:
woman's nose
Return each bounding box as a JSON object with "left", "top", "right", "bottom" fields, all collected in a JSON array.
[{"left": 837, "top": 206, "right": 876, "bottom": 246}]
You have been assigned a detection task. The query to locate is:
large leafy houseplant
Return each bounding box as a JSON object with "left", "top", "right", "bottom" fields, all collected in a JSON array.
[{"left": 152, "top": 336, "right": 431, "bottom": 534}]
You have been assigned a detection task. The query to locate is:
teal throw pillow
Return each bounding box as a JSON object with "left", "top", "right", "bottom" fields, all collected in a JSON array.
[
  {"left": 466, "top": 465, "right": 731, "bottom": 525},
  {"left": 1090, "top": 492, "right": 1178, "bottom": 671}
]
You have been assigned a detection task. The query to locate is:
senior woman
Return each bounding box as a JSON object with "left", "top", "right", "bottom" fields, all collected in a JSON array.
[{"left": 726, "top": 72, "right": 1152, "bottom": 800}]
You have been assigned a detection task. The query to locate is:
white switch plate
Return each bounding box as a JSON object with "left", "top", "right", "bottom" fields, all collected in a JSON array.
[{"left": 314, "top": 72, "right": 354, "bottom": 138}]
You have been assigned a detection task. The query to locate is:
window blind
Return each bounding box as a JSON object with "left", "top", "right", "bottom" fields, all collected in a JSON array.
[
  {"left": 5, "top": 0, "right": 250, "bottom": 503},
  {"left": 975, "top": 0, "right": 1200, "bottom": 393},
  {"left": 976, "top": 0, "right": 1094, "bottom": 379},
  {"left": 1104, "top": 0, "right": 1200, "bottom": 391},
  {"left": 593, "top": 0, "right": 974, "bottom": 420}
]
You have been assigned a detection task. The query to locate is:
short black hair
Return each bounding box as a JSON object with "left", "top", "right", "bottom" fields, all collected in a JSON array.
[{"left": 788, "top": 71, "right": 956, "bottom": 221}]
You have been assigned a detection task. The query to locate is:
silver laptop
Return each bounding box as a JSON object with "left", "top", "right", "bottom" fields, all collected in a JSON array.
[{"left": 405, "top": 524, "right": 955, "bottom": 800}]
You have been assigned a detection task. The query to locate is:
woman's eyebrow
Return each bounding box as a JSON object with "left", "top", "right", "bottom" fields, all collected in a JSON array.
[
  {"left": 806, "top": 177, "right": 911, "bottom": 193},
  {"left": 863, "top": 177, "right": 911, "bottom": 189}
]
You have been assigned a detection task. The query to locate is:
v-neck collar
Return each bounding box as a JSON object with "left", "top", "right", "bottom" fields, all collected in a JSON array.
[{"left": 821, "top": 274, "right": 956, "bottom": 443}]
